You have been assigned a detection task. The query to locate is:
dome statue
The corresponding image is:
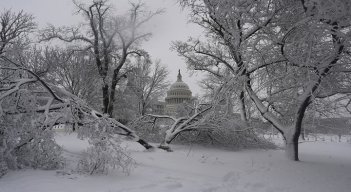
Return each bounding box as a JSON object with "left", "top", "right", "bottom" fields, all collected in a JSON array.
[{"left": 165, "top": 70, "right": 192, "bottom": 116}]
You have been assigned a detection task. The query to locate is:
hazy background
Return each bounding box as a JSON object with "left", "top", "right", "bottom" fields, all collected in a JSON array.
[{"left": 1, "top": 0, "right": 205, "bottom": 95}]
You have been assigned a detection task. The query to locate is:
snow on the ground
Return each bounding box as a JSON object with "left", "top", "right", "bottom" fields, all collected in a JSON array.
[{"left": 1, "top": 132, "right": 351, "bottom": 192}]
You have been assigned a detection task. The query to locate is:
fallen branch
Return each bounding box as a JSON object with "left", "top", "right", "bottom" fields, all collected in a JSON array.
[{"left": 0, "top": 57, "right": 154, "bottom": 150}]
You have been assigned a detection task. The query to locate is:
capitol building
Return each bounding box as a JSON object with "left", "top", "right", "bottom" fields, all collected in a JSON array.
[
  {"left": 164, "top": 70, "right": 193, "bottom": 115},
  {"left": 151, "top": 70, "right": 193, "bottom": 116}
]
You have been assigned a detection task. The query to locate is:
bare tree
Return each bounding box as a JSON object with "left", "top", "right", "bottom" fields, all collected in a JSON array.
[
  {"left": 128, "top": 58, "right": 169, "bottom": 116},
  {"left": 242, "top": 0, "right": 351, "bottom": 160},
  {"left": 178, "top": 0, "right": 351, "bottom": 161},
  {"left": 40, "top": 0, "right": 162, "bottom": 117},
  {"left": 0, "top": 10, "right": 36, "bottom": 55}
]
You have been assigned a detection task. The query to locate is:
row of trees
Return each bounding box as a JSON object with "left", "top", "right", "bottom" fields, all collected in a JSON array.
[{"left": 174, "top": 0, "right": 351, "bottom": 160}]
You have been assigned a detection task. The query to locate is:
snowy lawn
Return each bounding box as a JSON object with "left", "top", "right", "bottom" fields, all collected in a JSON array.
[{"left": 1, "top": 132, "right": 350, "bottom": 192}]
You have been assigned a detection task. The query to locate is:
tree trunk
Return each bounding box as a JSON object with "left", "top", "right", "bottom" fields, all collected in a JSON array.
[
  {"left": 140, "top": 102, "right": 146, "bottom": 116},
  {"left": 284, "top": 90, "right": 311, "bottom": 161},
  {"left": 300, "top": 126, "right": 305, "bottom": 140},
  {"left": 159, "top": 129, "right": 179, "bottom": 152},
  {"left": 238, "top": 90, "right": 248, "bottom": 125},
  {"left": 237, "top": 95, "right": 253, "bottom": 133},
  {"left": 285, "top": 142, "right": 298, "bottom": 161},
  {"left": 102, "top": 84, "right": 109, "bottom": 114},
  {"left": 107, "top": 96, "right": 114, "bottom": 117},
  {"left": 285, "top": 124, "right": 302, "bottom": 161},
  {"left": 107, "top": 79, "right": 118, "bottom": 117}
]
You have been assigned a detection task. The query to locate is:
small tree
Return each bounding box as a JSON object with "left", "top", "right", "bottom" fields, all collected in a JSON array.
[{"left": 127, "top": 58, "right": 169, "bottom": 116}]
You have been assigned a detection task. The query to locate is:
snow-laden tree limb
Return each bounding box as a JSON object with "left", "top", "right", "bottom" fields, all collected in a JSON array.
[
  {"left": 0, "top": 57, "right": 154, "bottom": 150},
  {"left": 144, "top": 106, "right": 212, "bottom": 151}
]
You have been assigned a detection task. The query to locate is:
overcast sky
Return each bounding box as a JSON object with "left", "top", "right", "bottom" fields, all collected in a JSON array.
[{"left": 1, "top": 0, "right": 205, "bottom": 95}]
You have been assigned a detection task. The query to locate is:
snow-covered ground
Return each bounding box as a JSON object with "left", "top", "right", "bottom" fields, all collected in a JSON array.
[{"left": 1, "top": 132, "right": 351, "bottom": 192}]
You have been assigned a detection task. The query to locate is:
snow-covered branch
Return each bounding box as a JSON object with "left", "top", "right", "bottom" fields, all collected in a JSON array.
[
  {"left": 245, "top": 84, "right": 286, "bottom": 135},
  {"left": 158, "top": 106, "right": 212, "bottom": 150}
]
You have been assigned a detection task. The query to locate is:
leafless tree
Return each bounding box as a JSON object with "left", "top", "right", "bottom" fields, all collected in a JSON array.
[
  {"left": 40, "top": 0, "right": 162, "bottom": 117},
  {"left": 0, "top": 10, "right": 36, "bottom": 55},
  {"left": 178, "top": 0, "right": 351, "bottom": 161},
  {"left": 242, "top": 0, "right": 351, "bottom": 160},
  {"left": 128, "top": 58, "right": 169, "bottom": 116}
]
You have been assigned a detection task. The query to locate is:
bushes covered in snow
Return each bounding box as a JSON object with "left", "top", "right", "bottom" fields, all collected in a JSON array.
[
  {"left": 76, "top": 116, "right": 136, "bottom": 175},
  {"left": 174, "top": 113, "right": 276, "bottom": 150},
  {"left": 77, "top": 142, "right": 135, "bottom": 175},
  {"left": 128, "top": 117, "right": 167, "bottom": 143},
  {"left": 0, "top": 88, "right": 65, "bottom": 178}
]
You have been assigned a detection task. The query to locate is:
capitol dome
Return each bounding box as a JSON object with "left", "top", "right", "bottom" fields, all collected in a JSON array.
[
  {"left": 169, "top": 80, "right": 190, "bottom": 90},
  {"left": 165, "top": 70, "right": 192, "bottom": 116}
]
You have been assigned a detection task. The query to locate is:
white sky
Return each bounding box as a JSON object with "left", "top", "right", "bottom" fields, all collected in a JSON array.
[{"left": 0, "top": 0, "right": 205, "bottom": 95}]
